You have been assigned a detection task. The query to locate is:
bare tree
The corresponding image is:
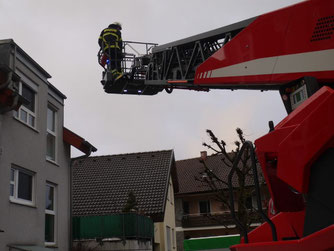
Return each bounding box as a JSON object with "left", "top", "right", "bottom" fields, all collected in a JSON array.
[{"left": 198, "top": 128, "right": 268, "bottom": 233}]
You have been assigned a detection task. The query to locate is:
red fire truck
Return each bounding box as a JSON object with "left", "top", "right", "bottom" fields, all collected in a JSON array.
[{"left": 98, "top": 0, "right": 334, "bottom": 250}]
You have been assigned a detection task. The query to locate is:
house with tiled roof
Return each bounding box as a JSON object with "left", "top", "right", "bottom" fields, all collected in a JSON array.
[
  {"left": 174, "top": 151, "right": 269, "bottom": 251},
  {"left": 71, "top": 149, "right": 179, "bottom": 251}
]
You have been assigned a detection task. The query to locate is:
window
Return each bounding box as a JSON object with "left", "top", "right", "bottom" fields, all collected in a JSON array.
[
  {"left": 10, "top": 167, "right": 34, "bottom": 206},
  {"left": 246, "top": 196, "right": 253, "bottom": 209},
  {"left": 45, "top": 183, "right": 56, "bottom": 245},
  {"left": 46, "top": 106, "right": 57, "bottom": 161},
  {"left": 166, "top": 226, "right": 171, "bottom": 251},
  {"left": 246, "top": 195, "right": 258, "bottom": 210},
  {"left": 290, "top": 85, "right": 308, "bottom": 110},
  {"left": 199, "top": 200, "right": 211, "bottom": 215},
  {"left": 183, "top": 201, "right": 190, "bottom": 215},
  {"left": 167, "top": 181, "right": 173, "bottom": 204},
  {"left": 172, "top": 228, "right": 175, "bottom": 249},
  {"left": 14, "top": 82, "right": 36, "bottom": 128}
]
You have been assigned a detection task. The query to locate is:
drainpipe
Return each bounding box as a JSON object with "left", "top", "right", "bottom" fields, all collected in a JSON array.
[
  {"left": 70, "top": 158, "right": 73, "bottom": 250},
  {"left": 0, "top": 109, "right": 3, "bottom": 234}
]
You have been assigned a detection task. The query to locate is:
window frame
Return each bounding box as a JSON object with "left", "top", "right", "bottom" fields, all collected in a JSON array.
[
  {"left": 14, "top": 81, "right": 37, "bottom": 129},
  {"left": 182, "top": 201, "right": 190, "bottom": 215},
  {"left": 45, "top": 182, "right": 57, "bottom": 246},
  {"left": 9, "top": 166, "right": 35, "bottom": 207},
  {"left": 290, "top": 85, "right": 308, "bottom": 110},
  {"left": 169, "top": 181, "right": 173, "bottom": 205},
  {"left": 172, "top": 228, "right": 175, "bottom": 249},
  {"left": 166, "top": 225, "right": 172, "bottom": 251},
  {"left": 167, "top": 180, "right": 173, "bottom": 204},
  {"left": 199, "top": 200, "right": 211, "bottom": 216},
  {"left": 46, "top": 105, "right": 57, "bottom": 163}
]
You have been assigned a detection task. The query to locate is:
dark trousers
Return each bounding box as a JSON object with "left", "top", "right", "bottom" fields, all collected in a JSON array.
[{"left": 105, "top": 48, "right": 122, "bottom": 73}]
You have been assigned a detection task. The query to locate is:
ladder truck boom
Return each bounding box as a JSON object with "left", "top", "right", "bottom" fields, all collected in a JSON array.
[
  {"left": 99, "top": 0, "right": 334, "bottom": 250},
  {"left": 102, "top": 0, "right": 334, "bottom": 100}
]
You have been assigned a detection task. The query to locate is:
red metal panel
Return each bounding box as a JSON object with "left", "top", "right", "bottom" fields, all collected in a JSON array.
[
  {"left": 276, "top": 88, "right": 334, "bottom": 193},
  {"left": 242, "top": 211, "right": 305, "bottom": 244},
  {"left": 255, "top": 125, "right": 305, "bottom": 212},
  {"left": 230, "top": 225, "right": 334, "bottom": 251},
  {"left": 256, "top": 87, "right": 334, "bottom": 193},
  {"left": 195, "top": 0, "right": 334, "bottom": 87},
  {"left": 255, "top": 87, "right": 334, "bottom": 213},
  {"left": 197, "top": 3, "right": 292, "bottom": 72},
  {"left": 282, "top": 0, "right": 334, "bottom": 55}
]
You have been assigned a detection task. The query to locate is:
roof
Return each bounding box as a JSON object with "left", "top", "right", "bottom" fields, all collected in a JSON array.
[
  {"left": 72, "top": 150, "right": 178, "bottom": 222},
  {"left": 0, "top": 39, "right": 51, "bottom": 78},
  {"left": 0, "top": 39, "right": 67, "bottom": 100},
  {"left": 175, "top": 153, "right": 263, "bottom": 195},
  {"left": 63, "top": 127, "right": 97, "bottom": 156}
]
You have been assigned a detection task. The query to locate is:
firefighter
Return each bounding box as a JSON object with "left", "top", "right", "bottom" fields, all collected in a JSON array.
[{"left": 98, "top": 22, "right": 123, "bottom": 81}]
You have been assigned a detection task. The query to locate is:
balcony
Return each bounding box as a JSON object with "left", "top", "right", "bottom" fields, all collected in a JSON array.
[
  {"left": 181, "top": 210, "right": 264, "bottom": 229},
  {"left": 72, "top": 213, "right": 153, "bottom": 240},
  {"left": 182, "top": 212, "right": 236, "bottom": 228}
]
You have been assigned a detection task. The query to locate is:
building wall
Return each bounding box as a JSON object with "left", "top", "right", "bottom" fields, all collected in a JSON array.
[
  {"left": 175, "top": 189, "right": 269, "bottom": 251},
  {"left": 181, "top": 194, "right": 227, "bottom": 215},
  {"left": 0, "top": 42, "right": 71, "bottom": 250},
  {"left": 154, "top": 176, "right": 177, "bottom": 251}
]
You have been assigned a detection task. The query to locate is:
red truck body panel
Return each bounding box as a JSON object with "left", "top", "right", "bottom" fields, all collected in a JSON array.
[
  {"left": 195, "top": 0, "right": 334, "bottom": 87},
  {"left": 231, "top": 225, "right": 334, "bottom": 251}
]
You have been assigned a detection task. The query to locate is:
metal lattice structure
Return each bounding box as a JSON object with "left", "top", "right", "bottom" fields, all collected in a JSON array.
[
  {"left": 146, "top": 17, "right": 255, "bottom": 88},
  {"left": 100, "top": 18, "right": 256, "bottom": 95}
]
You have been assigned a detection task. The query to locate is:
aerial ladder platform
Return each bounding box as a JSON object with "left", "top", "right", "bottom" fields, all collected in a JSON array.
[{"left": 98, "top": 0, "right": 334, "bottom": 250}]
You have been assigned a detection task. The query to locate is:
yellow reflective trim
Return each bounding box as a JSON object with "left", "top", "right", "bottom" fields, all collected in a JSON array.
[
  {"left": 103, "top": 28, "right": 118, "bottom": 33},
  {"left": 103, "top": 32, "right": 119, "bottom": 41},
  {"left": 104, "top": 44, "right": 120, "bottom": 50}
]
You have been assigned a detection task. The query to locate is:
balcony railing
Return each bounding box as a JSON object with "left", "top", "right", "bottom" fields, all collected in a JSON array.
[
  {"left": 182, "top": 212, "right": 235, "bottom": 228},
  {"left": 72, "top": 213, "right": 153, "bottom": 240},
  {"left": 181, "top": 211, "right": 263, "bottom": 228}
]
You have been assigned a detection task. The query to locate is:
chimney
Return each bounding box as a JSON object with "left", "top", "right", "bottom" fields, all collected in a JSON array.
[{"left": 200, "top": 151, "right": 207, "bottom": 160}]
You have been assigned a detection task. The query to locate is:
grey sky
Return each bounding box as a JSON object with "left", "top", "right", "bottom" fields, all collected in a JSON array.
[{"left": 1, "top": 0, "right": 304, "bottom": 160}]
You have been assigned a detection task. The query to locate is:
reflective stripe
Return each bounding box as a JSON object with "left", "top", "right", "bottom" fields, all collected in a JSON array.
[
  {"left": 101, "top": 31, "right": 121, "bottom": 50},
  {"left": 111, "top": 70, "right": 122, "bottom": 76},
  {"left": 103, "top": 28, "right": 118, "bottom": 33},
  {"left": 103, "top": 32, "right": 119, "bottom": 40},
  {"left": 104, "top": 44, "right": 120, "bottom": 50}
]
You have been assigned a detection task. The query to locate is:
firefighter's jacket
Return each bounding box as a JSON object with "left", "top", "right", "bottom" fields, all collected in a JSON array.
[{"left": 98, "top": 27, "right": 122, "bottom": 53}]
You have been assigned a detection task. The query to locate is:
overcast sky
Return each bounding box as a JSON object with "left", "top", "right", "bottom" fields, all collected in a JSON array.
[{"left": 1, "top": 0, "right": 304, "bottom": 160}]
